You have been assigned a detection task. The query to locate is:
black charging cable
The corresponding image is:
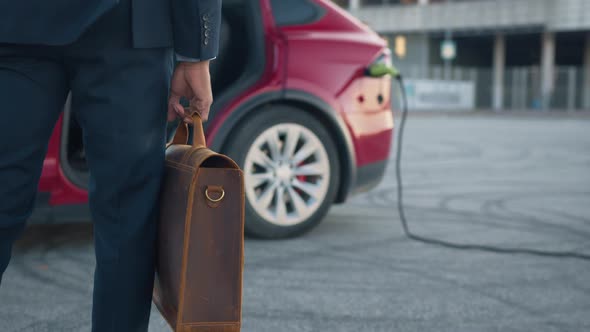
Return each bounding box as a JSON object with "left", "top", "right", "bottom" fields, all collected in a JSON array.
[{"left": 394, "top": 75, "right": 590, "bottom": 261}]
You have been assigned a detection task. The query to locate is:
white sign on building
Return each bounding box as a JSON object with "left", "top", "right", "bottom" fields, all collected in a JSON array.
[{"left": 403, "top": 79, "right": 475, "bottom": 111}]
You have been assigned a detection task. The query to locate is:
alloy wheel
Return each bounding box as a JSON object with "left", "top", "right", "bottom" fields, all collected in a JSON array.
[{"left": 243, "top": 123, "right": 331, "bottom": 226}]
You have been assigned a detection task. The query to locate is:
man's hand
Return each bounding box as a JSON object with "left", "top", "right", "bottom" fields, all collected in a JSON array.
[{"left": 168, "top": 60, "right": 213, "bottom": 123}]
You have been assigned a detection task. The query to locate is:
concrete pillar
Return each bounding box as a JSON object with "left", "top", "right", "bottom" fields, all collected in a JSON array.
[
  {"left": 349, "top": 0, "right": 360, "bottom": 11},
  {"left": 510, "top": 69, "right": 518, "bottom": 109},
  {"left": 520, "top": 69, "right": 528, "bottom": 109},
  {"left": 492, "top": 34, "right": 506, "bottom": 110},
  {"left": 583, "top": 32, "right": 590, "bottom": 110},
  {"left": 540, "top": 31, "right": 556, "bottom": 110},
  {"left": 566, "top": 67, "right": 577, "bottom": 110}
]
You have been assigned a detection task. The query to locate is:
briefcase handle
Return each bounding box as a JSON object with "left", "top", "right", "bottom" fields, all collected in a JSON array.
[{"left": 168, "top": 111, "right": 207, "bottom": 148}]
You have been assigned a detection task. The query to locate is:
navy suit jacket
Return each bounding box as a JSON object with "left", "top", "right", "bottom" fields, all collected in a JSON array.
[{"left": 0, "top": 0, "right": 221, "bottom": 60}]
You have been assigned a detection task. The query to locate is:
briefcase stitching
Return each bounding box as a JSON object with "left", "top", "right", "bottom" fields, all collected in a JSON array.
[
  {"left": 166, "top": 160, "right": 196, "bottom": 172},
  {"left": 165, "top": 163, "right": 194, "bottom": 173},
  {"left": 181, "top": 321, "right": 240, "bottom": 327},
  {"left": 176, "top": 173, "right": 199, "bottom": 327}
]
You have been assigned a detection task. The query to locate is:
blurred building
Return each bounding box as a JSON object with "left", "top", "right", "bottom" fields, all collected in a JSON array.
[{"left": 335, "top": 0, "right": 590, "bottom": 110}]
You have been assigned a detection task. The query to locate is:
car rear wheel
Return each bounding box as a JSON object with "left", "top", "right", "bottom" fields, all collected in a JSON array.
[{"left": 225, "top": 105, "right": 340, "bottom": 239}]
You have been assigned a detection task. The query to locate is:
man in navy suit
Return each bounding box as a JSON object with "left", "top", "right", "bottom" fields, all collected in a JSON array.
[{"left": 0, "top": 0, "right": 221, "bottom": 330}]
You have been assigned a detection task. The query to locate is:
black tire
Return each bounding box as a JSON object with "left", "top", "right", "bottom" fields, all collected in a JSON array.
[{"left": 224, "top": 105, "right": 340, "bottom": 239}]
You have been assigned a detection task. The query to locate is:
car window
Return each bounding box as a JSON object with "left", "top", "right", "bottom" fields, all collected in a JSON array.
[{"left": 270, "top": 0, "right": 326, "bottom": 26}]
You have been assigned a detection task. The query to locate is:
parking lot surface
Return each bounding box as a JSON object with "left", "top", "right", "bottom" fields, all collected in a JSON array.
[{"left": 1, "top": 113, "right": 589, "bottom": 332}]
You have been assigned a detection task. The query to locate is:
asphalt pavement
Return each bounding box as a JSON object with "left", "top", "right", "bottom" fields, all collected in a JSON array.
[{"left": 1, "top": 112, "right": 589, "bottom": 332}]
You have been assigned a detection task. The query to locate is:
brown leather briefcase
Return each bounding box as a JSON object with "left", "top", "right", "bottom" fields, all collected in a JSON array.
[{"left": 153, "top": 113, "right": 244, "bottom": 332}]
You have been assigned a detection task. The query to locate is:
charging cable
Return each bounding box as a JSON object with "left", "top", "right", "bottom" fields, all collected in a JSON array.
[{"left": 391, "top": 73, "right": 590, "bottom": 261}]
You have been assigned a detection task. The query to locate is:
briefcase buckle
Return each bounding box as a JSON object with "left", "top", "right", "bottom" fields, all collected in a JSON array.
[{"left": 205, "top": 186, "right": 225, "bottom": 203}]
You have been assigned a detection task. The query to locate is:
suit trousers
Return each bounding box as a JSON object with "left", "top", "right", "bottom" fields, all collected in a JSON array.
[{"left": 0, "top": 1, "right": 174, "bottom": 331}]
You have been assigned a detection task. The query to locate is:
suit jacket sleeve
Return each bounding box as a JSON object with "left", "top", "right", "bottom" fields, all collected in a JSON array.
[{"left": 171, "top": 0, "right": 222, "bottom": 60}]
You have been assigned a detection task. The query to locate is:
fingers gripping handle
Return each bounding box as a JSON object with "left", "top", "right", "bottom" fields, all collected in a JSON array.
[{"left": 169, "top": 111, "right": 207, "bottom": 148}]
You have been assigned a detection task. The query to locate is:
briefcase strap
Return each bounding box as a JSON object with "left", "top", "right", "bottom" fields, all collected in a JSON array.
[{"left": 168, "top": 112, "right": 207, "bottom": 148}]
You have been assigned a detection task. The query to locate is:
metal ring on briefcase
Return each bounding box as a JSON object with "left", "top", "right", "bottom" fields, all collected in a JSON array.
[{"left": 205, "top": 187, "right": 225, "bottom": 203}]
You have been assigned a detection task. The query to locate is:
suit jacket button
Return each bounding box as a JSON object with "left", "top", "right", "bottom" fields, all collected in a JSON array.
[
  {"left": 204, "top": 38, "right": 209, "bottom": 45},
  {"left": 202, "top": 14, "right": 210, "bottom": 21}
]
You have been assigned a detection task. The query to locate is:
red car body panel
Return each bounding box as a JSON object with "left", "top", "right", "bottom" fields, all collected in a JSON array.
[
  {"left": 40, "top": 116, "right": 88, "bottom": 205},
  {"left": 280, "top": 0, "right": 394, "bottom": 167},
  {"left": 36, "top": 0, "right": 394, "bottom": 209}
]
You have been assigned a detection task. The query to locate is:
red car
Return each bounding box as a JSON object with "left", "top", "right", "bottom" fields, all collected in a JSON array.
[{"left": 32, "top": 0, "right": 394, "bottom": 238}]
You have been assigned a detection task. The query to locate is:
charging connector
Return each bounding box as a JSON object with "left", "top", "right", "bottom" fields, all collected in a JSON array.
[{"left": 367, "top": 63, "right": 401, "bottom": 79}]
